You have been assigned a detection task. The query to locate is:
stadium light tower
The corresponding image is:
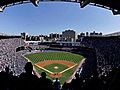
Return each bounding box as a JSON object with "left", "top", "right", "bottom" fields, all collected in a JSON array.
[
  {"left": 112, "top": 9, "right": 120, "bottom": 15},
  {"left": 0, "top": 6, "right": 6, "bottom": 12},
  {"left": 30, "top": 0, "right": 40, "bottom": 7},
  {"left": 80, "top": 0, "right": 90, "bottom": 8}
]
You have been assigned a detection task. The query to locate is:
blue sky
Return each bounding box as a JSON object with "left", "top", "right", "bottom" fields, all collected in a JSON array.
[{"left": 0, "top": 2, "right": 120, "bottom": 35}]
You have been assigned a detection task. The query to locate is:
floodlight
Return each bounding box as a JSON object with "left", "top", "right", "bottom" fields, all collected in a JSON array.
[
  {"left": 80, "top": 0, "right": 90, "bottom": 8},
  {"left": 30, "top": 0, "right": 39, "bottom": 7},
  {"left": 0, "top": 6, "right": 5, "bottom": 12},
  {"left": 112, "top": 9, "right": 120, "bottom": 15}
]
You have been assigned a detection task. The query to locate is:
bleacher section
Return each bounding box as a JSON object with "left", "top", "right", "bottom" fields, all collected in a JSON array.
[
  {"left": 0, "top": 37, "right": 27, "bottom": 75},
  {"left": 80, "top": 36, "right": 120, "bottom": 76}
]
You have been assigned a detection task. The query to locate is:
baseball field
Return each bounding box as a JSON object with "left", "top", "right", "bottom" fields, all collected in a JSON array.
[{"left": 24, "top": 51, "right": 84, "bottom": 84}]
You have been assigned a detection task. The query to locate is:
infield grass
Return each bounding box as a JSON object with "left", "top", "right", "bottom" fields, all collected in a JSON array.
[{"left": 44, "top": 63, "right": 68, "bottom": 72}]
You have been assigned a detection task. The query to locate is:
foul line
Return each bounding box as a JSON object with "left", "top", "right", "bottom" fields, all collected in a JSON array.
[
  {"left": 35, "top": 64, "right": 54, "bottom": 74},
  {"left": 66, "top": 58, "right": 86, "bottom": 83},
  {"left": 22, "top": 55, "right": 41, "bottom": 78},
  {"left": 23, "top": 55, "right": 79, "bottom": 78},
  {"left": 59, "top": 64, "right": 77, "bottom": 74}
]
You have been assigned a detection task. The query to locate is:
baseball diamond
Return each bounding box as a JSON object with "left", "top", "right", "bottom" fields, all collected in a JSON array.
[{"left": 25, "top": 51, "right": 84, "bottom": 84}]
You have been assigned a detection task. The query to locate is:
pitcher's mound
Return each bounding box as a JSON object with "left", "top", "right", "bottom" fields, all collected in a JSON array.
[{"left": 54, "top": 66, "right": 59, "bottom": 69}]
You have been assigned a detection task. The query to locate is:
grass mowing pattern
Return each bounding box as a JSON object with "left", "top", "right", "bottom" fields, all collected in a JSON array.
[
  {"left": 59, "top": 66, "right": 77, "bottom": 84},
  {"left": 25, "top": 52, "right": 83, "bottom": 64},
  {"left": 25, "top": 52, "right": 84, "bottom": 84}
]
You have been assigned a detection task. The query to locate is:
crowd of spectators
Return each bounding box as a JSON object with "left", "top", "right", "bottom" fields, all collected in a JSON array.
[
  {"left": 0, "top": 36, "right": 120, "bottom": 90},
  {"left": 0, "top": 62, "right": 62, "bottom": 90},
  {"left": 0, "top": 61, "right": 120, "bottom": 90},
  {"left": 0, "top": 38, "right": 27, "bottom": 76},
  {"left": 62, "top": 36, "right": 120, "bottom": 90},
  {"left": 80, "top": 36, "right": 120, "bottom": 76}
]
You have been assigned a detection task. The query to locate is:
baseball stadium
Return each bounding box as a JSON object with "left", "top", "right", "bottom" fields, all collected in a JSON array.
[
  {"left": 0, "top": 35, "right": 120, "bottom": 90},
  {"left": 0, "top": 0, "right": 120, "bottom": 90}
]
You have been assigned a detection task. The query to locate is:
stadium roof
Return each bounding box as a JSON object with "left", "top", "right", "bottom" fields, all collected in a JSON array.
[
  {"left": 0, "top": 0, "right": 120, "bottom": 15},
  {"left": 80, "top": 0, "right": 120, "bottom": 15},
  {"left": 105, "top": 31, "right": 120, "bottom": 36}
]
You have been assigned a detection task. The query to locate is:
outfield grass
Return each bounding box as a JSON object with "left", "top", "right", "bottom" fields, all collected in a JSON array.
[
  {"left": 59, "top": 66, "right": 77, "bottom": 84},
  {"left": 25, "top": 52, "right": 83, "bottom": 63},
  {"left": 25, "top": 52, "right": 84, "bottom": 84}
]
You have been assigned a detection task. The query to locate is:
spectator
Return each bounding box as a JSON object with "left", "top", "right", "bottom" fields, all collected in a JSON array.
[
  {"left": 19, "top": 62, "right": 38, "bottom": 90},
  {"left": 53, "top": 78, "right": 61, "bottom": 90},
  {"left": 39, "top": 72, "right": 53, "bottom": 90}
]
